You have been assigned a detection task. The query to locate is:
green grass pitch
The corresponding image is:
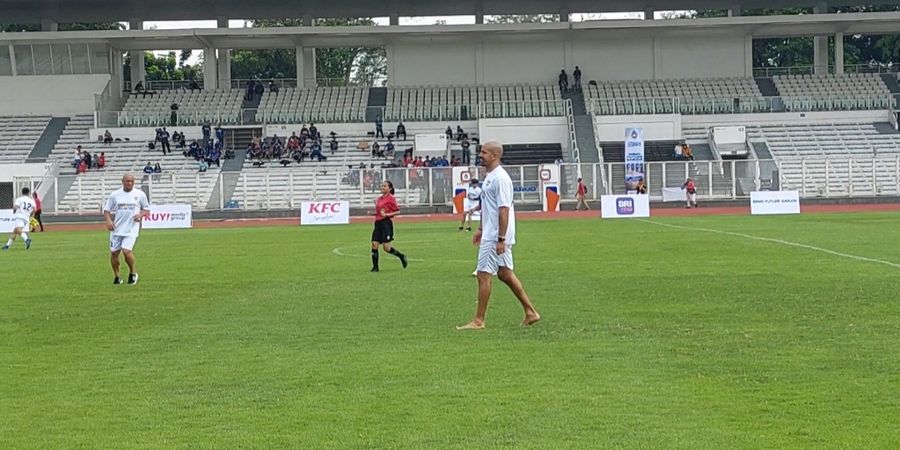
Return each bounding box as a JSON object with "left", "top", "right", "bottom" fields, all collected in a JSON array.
[{"left": 1, "top": 212, "right": 899, "bottom": 448}]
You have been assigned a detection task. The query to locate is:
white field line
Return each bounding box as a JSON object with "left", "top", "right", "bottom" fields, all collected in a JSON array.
[{"left": 637, "top": 219, "right": 900, "bottom": 270}]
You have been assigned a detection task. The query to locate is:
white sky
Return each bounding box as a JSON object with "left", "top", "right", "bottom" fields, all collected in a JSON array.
[{"left": 137, "top": 12, "right": 670, "bottom": 64}]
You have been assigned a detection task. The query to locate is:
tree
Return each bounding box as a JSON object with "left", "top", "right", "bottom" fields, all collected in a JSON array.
[
  {"left": 0, "top": 22, "right": 124, "bottom": 32},
  {"left": 123, "top": 51, "right": 202, "bottom": 82},
  {"left": 230, "top": 17, "right": 387, "bottom": 86},
  {"left": 485, "top": 14, "right": 559, "bottom": 24}
]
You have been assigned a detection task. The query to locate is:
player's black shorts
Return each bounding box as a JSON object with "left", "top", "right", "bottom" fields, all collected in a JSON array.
[{"left": 371, "top": 219, "right": 394, "bottom": 243}]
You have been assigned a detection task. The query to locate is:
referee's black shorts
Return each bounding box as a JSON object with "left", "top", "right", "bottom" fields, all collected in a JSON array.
[{"left": 371, "top": 218, "right": 394, "bottom": 243}]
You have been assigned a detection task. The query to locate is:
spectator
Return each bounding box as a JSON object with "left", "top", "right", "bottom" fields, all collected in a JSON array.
[
  {"left": 103, "top": 130, "right": 113, "bottom": 145},
  {"left": 682, "top": 143, "right": 694, "bottom": 161},
  {"left": 143, "top": 162, "right": 154, "bottom": 174},
  {"left": 189, "top": 79, "right": 200, "bottom": 91},
  {"left": 674, "top": 143, "right": 683, "bottom": 159},
  {"left": 32, "top": 192, "right": 44, "bottom": 232},
  {"left": 269, "top": 80, "right": 279, "bottom": 94},
  {"left": 396, "top": 121, "right": 407, "bottom": 140},
  {"left": 202, "top": 123, "right": 211, "bottom": 143},
  {"left": 375, "top": 114, "right": 384, "bottom": 138},
  {"left": 169, "top": 103, "right": 179, "bottom": 126},
  {"left": 309, "top": 123, "right": 318, "bottom": 139},
  {"left": 329, "top": 137, "right": 339, "bottom": 155},
  {"left": 558, "top": 69, "right": 569, "bottom": 92},
  {"left": 445, "top": 126, "right": 453, "bottom": 141},
  {"left": 98, "top": 152, "right": 106, "bottom": 169},
  {"left": 198, "top": 159, "right": 209, "bottom": 173},
  {"left": 158, "top": 127, "right": 171, "bottom": 155},
  {"left": 215, "top": 126, "right": 225, "bottom": 145},
  {"left": 636, "top": 179, "right": 647, "bottom": 194},
  {"left": 77, "top": 159, "right": 88, "bottom": 174},
  {"left": 153, "top": 163, "right": 163, "bottom": 173},
  {"left": 83, "top": 151, "right": 92, "bottom": 170},
  {"left": 73, "top": 146, "right": 83, "bottom": 167},
  {"left": 573, "top": 66, "right": 582, "bottom": 91},
  {"left": 310, "top": 142, "right": 327, "bottom": 161},
  {"left": 456, "top": 125, "right": 465, "bottom": 141},
  {"left": 134, "top": 80, "right": 144, "bottom": 93},
  {"left": 384, "top": 139, "right": 395, "bottom": 158},
  {"left": 461, "top": 138, "right": 471, "bottom": 164},
  {"left": 245, "top": 80, "right": 256, "bottom": 101},
  {"left": 372, "top": 141, "right": 383, "bottom": 158},
  {"left": 254, "top": 82, "right": 264, "bottom": 99}
]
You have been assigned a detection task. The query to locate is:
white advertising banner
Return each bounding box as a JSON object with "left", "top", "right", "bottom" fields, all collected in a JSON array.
[
  {"left": 624, "top": 127, "right": 645, "bottom": 194},
  {"left": 539, "top": 164, "right": 560, "bottom": 212},
  {"left": 143, "top": 204, "right": 193, "bottom": 229},
  {"left": 600, "top": 195, "right": 651, "bottom": 219},
  {"left": 750, "top": 191, "right": 800, "bottom": 215},
  {"left": 662, "top": 187, "right": 687, "bottom": 202},
  {"left": 300, "top": 201, "right": 350, "bottom": 225},
  {"left": 0, "top": 209, "right": 16, "bottom": 232}
]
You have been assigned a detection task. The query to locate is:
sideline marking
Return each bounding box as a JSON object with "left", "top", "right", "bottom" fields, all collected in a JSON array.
[{"left": 638, "top": 219, "right": 900, "bottom": 270}]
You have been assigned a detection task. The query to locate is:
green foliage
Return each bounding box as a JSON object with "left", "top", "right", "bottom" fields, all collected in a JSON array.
[
  {"left": 0, "top": 22, "right": 124, "bottom": 32},
  {"left": 486, "top": 14, "right": 559, "bottom": 24},
  {"left": 124, "top": 51, "right": 201, "bottom": 82},
  {"left": 1, "top": 214, "right": 900, "bottom": 447},
  {"left": 232, "top": 17, "right": 386, "bottom": 85}
]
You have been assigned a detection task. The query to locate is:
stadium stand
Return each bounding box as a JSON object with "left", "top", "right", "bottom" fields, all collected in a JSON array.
[
  {"left": 748, "top": 122, "right": 900, "bottom": 159},
  {"left": 257, "top": 87, "right": 367, "bottom": 124},
  {"left": 0, "top": 116, "right": 51, "bottom": 163},
  {"left": 773, "top": 73, "right": 893, "bottom": 111},
  {"left": 119, "top": 89, "right": 243, "bottom": 127},
  {"left": 586, "top": 77, "right": 764, "bottom": 114},
  {"left": 384, "top": 85, "right": 564, "bottom": 121}
]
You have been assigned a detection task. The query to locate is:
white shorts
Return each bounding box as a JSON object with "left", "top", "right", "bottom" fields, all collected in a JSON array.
[
  {"left": 476, "top": 240, "right": 514, "bottom": 275},
  {"left": 110, "top": 235, "right": 138, "bottom": 252},
  {"left": 464, "top": 200, "right": 481, "bottom": 219},
  {"left": 13, "top": 218, "right": 28, "bottom": 230}
]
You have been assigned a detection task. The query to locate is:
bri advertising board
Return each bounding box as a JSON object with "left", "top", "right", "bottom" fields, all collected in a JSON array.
[
  {"left": 300, "top": 201, "right": 350, "bottom": 225},
  {"left": 142, "top": 204, "right": 193, "bottom": 229},
  {"left": 600, "top": 195, "right": 650, "bottom": 219},
  {"left": 750, "top": 191, "right": 800, "bottom": 215}
]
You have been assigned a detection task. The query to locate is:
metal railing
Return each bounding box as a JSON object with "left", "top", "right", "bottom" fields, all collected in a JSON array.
[
  {"left": 16, "top": 157, "right": 900, "bottom": 214},
  {"left": 564, "top": 99, "right": 580, "bottom": 164},
  {"left": 753, "top": 63, "right": 900, "bottom": 77},
  {"left": 589, "top": 94, "right": 896, "bottom": 116}
]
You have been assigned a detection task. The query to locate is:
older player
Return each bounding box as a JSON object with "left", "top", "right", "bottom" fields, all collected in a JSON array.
[
  {"left": 103, "top": 174, "right": 150, "bottom": 285},
  {"left": 457, "top": 141, "right": 540, "bottom": 330}
]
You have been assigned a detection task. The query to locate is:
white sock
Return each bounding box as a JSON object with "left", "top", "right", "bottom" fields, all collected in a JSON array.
[
  {"left": 21, "top": 232, "right": 29, "bottom": 241},
  {"left": 5, "top": 239, "right": 12, "bottom": 247}
]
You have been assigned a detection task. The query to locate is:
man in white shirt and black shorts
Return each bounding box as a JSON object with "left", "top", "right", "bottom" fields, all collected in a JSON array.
[
  {"left": 457, "top": 141, "right": 540, "bottom": 330},
  {"left": 3, "top": 187, "right": 36, "bottom": 251},
  {"left": 103, "top": 174, "right": 150, "bottom": 285}
]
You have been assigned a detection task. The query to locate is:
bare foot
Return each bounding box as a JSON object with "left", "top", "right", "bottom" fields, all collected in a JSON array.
[
  {"left": 522, "top": 313, "right": 541, "bottom": 327},
  {"left": 456, "top": 321, "right": 485, "bottom": 330}
]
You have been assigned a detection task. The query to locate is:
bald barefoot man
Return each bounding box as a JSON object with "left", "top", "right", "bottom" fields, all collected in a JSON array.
[{"left": 457, "top": 141, "right": 540, "bottom": 330}]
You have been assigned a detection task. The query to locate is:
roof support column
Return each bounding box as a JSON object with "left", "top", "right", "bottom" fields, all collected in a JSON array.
[
  {"left": 128, "top": 19, "right": 145, "bottom": 89},
  {"left": 813, "top": 1, "right": 829, "bottom": 74},
  {"left": 560, "top": 9, "right": 570, "bottom": 22},
  {"left": 217, "top": 18, "right": 231, "bottom": 89},
  {"left": 297, "top": 15, "right": 317, "bottom": 87},
  {"left": 203, "top": 47, "right": 218, "bottom": 90},
  {"left": 389, "top": 14, "right": 399, "bottom": 26},
  {"left": 644, "top": 9, "right": 654, "bottom": 20},
  {"left": 475, "top": 12, "right": 484, "bottom": 24},
  {"left": 834, "top": 32, "right": 844, "bottom": 75},
  {"left": 728, "top": 5, "right": 742, "bottom": 16},
  {"left": 9, "top": 44, "right": 17, "bottom": 76},
  {"left": 41, "top": 20, "right": 59, "bottom": 31}
]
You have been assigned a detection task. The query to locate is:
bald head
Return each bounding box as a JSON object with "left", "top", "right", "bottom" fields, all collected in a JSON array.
[
  {"left": 122, "top": 173, "right": 136, "bottom": 192},
  {"left": 482, "top": 141, "right": 503, "bottom": 158}
]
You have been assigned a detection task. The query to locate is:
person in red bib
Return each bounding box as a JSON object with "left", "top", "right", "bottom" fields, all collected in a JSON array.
[
  {"left": 371, "top": 180, "right": 408, "bottom": 272},
  {"left": 682, "top": 178, "right": 698, "bottom": 208},
  {"left": 575, "top": 177, "right": 590, "bottom": 211}
]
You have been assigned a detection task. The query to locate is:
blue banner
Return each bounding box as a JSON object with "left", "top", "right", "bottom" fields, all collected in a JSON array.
[{"left": 624, "top": 127, "right": 645, "bottom": 193}]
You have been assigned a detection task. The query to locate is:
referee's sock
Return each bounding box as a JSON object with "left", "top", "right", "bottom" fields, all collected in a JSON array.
[
  {"left": 388, "top": 248, "right": 404, "bottom": 259},
  {"left": 371, "top": 249, "right": 379, "bottom": 269}
]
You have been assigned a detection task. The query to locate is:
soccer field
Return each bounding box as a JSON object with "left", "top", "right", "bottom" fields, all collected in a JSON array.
[{"left": 2, "top": 212, "right": 899, "bottom": 448}]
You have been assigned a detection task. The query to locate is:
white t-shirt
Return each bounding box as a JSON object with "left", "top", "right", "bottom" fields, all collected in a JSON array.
[
  {"left": 103, "top": 188, "right": 150, "bottom": 237},
  {"left": 480, "top": 166, "right": 516, "bottom": 245},
  {"left": 466, "top": 185, "right": 482, "bottom": 201},
  {"left": 13, "top": 196, "right": 36, "bottom": 221}
]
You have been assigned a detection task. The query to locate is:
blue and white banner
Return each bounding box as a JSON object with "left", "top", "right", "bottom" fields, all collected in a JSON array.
[
  {"left": 600, "top": 195, "right": 650, "bottom": 219},
  {"left": 624, "top": 127, "right": 645, "bottom": 194}
]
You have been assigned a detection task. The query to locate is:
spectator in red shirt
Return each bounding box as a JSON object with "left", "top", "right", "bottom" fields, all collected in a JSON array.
[
  {"left": 575, "top": 177, "right": 590, "bottom": 211},
  {"left": 371, "top": 180, "right": 408, "bottom": 272},
  {"left": 98, "top": 152, "right": 106, "bottom": 169},
  {"left": 32, "top": 192, "right": 44, "bottom": 232}
]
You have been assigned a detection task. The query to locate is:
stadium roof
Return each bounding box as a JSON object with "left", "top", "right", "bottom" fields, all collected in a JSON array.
[
  {"left": 1, "top": 13, "right": 899, "bottom": 49},
  {"left": 0, "top": 0, "right": 888, "bottom": 23}
]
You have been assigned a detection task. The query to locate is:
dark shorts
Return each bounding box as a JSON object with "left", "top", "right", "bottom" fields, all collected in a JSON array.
[{"left": 372, "top": 219, "right": 394, "bottom": 243}]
